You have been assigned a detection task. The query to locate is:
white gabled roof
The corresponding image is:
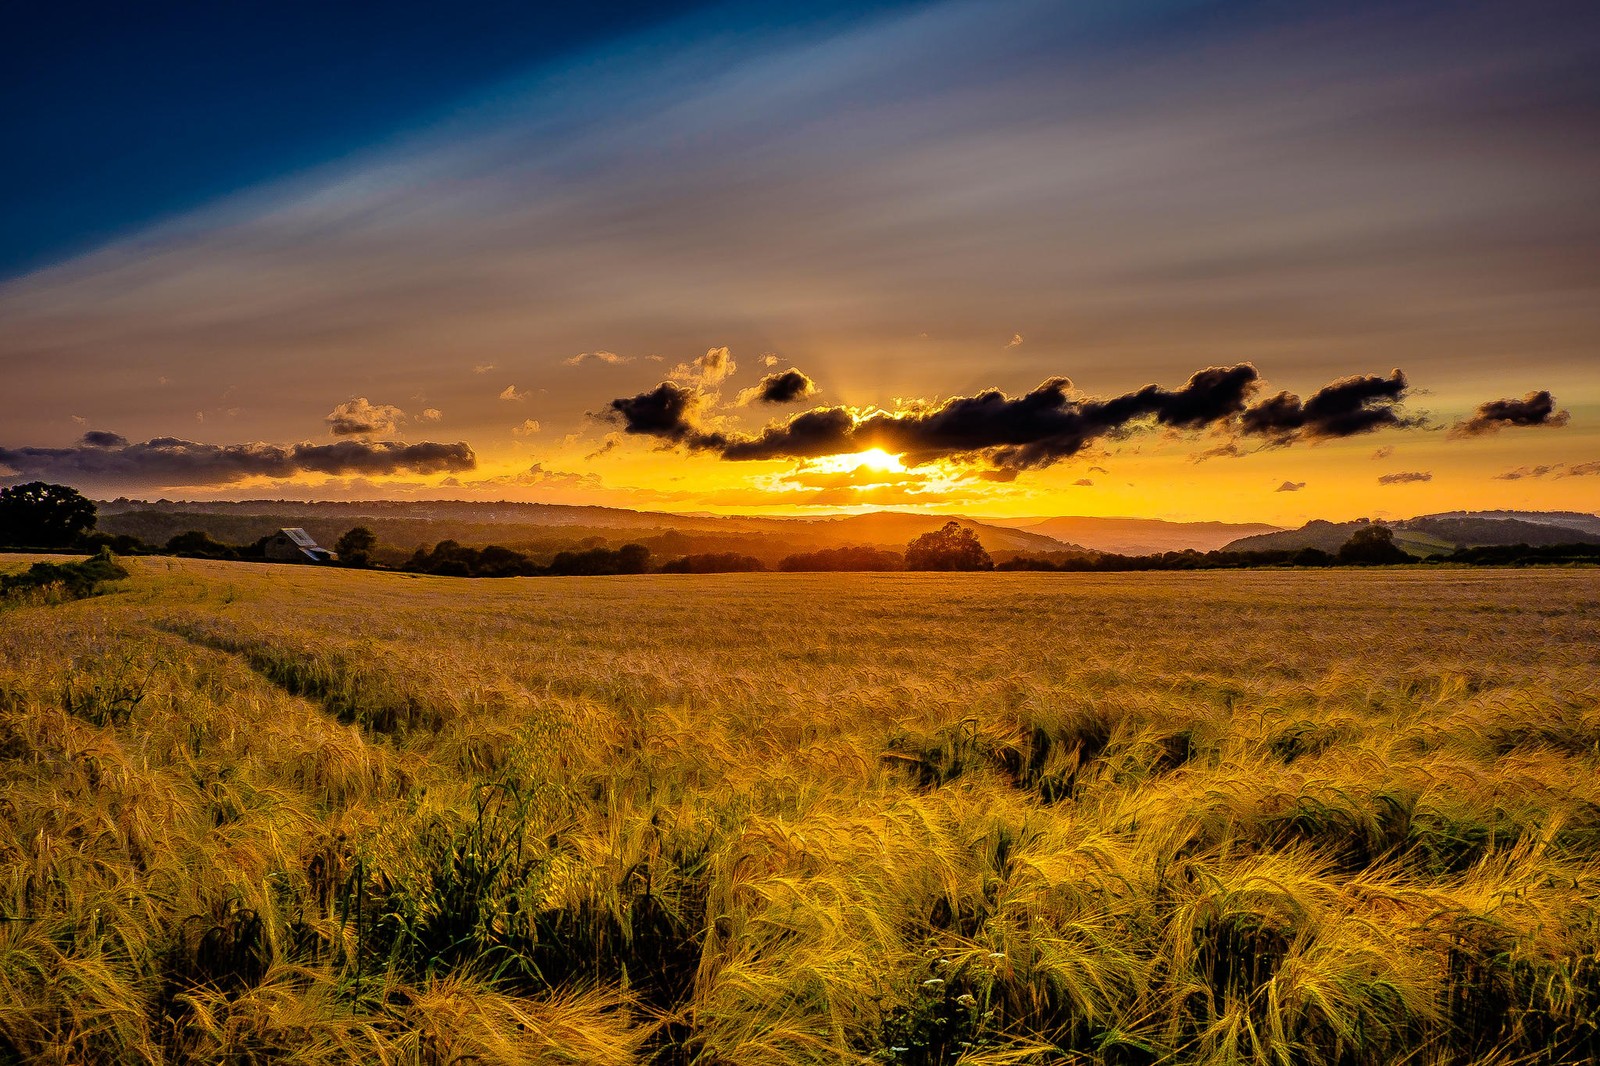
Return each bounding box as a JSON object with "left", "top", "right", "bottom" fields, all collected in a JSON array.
[{"left": 280, "top": 527, "right": 319, "bottom": 547}]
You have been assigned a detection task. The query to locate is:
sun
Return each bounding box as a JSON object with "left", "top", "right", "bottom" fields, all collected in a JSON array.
[{"left": 808, "top": 448, "right": 906, "bottom": 474}]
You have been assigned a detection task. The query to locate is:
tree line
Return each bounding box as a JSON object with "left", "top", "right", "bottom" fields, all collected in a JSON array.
[{"left": 3, "top": 483, "right": 1597, "bottom": 575}]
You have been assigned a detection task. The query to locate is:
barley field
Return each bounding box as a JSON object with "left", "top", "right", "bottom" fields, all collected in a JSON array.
[{"left": 2, "top": 557, "right": 1598, "bottom": 1065}]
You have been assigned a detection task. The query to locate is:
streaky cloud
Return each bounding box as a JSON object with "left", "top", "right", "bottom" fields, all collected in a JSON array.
[{"left": 0, "top": 437, "right": 476, "bottom": 490}]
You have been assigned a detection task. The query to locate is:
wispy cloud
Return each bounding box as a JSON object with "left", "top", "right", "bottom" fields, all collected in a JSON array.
[{"left": 564, "top": 350, "right": 632, "bottom": 367}]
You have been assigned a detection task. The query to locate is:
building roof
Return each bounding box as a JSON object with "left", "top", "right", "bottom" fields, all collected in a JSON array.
[{"left": 280, "top": 527, "right": 319, "bottom": 547}]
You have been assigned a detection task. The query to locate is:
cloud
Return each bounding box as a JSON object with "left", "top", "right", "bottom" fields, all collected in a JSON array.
[
  {"left": 417, "top": 408, "right": 442, "bottom": 422},
  {"left": 1449, "top": 390, "right": 1570, "bottom": 438},
  {"left": 762, "top": 354, "right": 779, "bottom": 368},
  {"left": 604, "top": 362, "right": 1425, "bottom": 473},
  {"left": 0, "top": 437, "right": 476, "bottom": 489},
  {"left": 1371, "top": 445, "right": 1394, "bottom": 460},
  {"left": 1493, "top": 464, "right": 1559, "bottom": 481},
  {"left": 565, "top": 350, "right": 633, "bottom": 367},
  {"left": 606, "top": 382, "right": 720, "bottom": 447},
  {"left": 473, "top": 364, "right": 496, "bottom": 375},
  {"left": 512, "top": 419, "right": 541, "bottom": 436},
  {"left": 80, "top": 430, "right": 129, "bottom": 448},
  {"left": 738, "top": 368, "right": 817, "bottom": 405},
  {"left": 1239, "top": 370, "right": 1414, "bottom": 444},
  {"left": 727, "top": 364, "right": 1264, "bottom": 467},
  {"left": 1275, "top": 480, "right": 1306, "bottom": 492},
  {"left": 1377, "top": 470, "right": 1432, "bottom": 485},
  {"left": 669, "top": 346, "right": 736, "bottom": 388},
  {"left": 465, "top": 462, "right": 601, "bottom": 490},
  {"left": 326, "top": 397, "right": 405, "bottom": 436},
  {"left": 499, "top": 385, "right": 528, "bottom": 401},
  {"left": 1072, "top": 478, "right": 1093, "bottom": 487},
  {"left": 1495, "top": 460, "right": 1600, "bottom": 480},
  {"left": 1005, "top": 333, "right": 1024, "bottom": 349}
]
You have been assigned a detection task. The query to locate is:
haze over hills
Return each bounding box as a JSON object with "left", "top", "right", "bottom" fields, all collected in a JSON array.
[
  {"left": 985, "top": 516, "right": 1282, "bottom": 555},
  {"left": 95, "top": 498, "right": 1084, "bottom": 566},
  {"left": 91, "top": 498, "right": 1600, "bottom": 566},
  {"left": 1224, "top": 512, "right": 1600, "bottom": 556}
]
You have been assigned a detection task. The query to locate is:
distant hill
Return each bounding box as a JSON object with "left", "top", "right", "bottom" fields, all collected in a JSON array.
[
  {"left": 985, "top": 516, "right": 1282, "bottom": 555},
  {"left": 95, "top": 499, "right": 1082, "bottom": 566},
  {"left": 1223, "top": 512, "right": 1600, "bottom": 555},
  {"left": 1419, "top": 510, "right": 1600, "bottom": 537}
]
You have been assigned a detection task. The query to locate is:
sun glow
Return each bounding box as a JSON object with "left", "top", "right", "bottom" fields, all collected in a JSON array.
[{"left": 807, "top": 448, "right": 906, "bottom": 475}]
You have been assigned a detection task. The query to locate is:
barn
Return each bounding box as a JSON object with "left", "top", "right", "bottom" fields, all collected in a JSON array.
[{"left": 264, "top": 527, "right": 336, "bottom": 564}]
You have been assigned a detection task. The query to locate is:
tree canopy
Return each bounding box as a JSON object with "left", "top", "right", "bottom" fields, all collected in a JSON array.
[
  {"left": 1337, "top": 525, "right": 1412, "bottom": 565},
  {"left": 0, "top": 481, "right": 97, "bottom": 547},
  {"left": 904, "top": 521, "right": 994, "bottom": 571},
  {"left": 335, "top": 526, "right": 377, "bottom": 567}
]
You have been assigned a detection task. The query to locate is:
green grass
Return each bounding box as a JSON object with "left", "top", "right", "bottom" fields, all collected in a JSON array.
[{"left": 1, "top": 558, "right": 1598, "bottom": 1064}]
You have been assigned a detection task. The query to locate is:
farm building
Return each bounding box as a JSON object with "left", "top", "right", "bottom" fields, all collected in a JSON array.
[{"left": 264, "top": 527, "right": 336, "bottom": 564}]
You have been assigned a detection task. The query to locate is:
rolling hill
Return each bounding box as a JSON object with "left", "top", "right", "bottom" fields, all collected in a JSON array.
[
  {"left": 1223, "top": 513, "right": 1600, "bottom": 555},
  {"left": 985, "top": 516, "right": 1282, "bottom": 554}
]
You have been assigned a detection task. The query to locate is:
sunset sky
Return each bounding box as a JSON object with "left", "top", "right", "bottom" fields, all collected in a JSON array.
[{"left": 2, "top": 0, "right": 1596, "bottom": 523}]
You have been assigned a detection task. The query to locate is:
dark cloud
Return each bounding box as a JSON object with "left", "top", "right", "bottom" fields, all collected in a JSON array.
[
  {"left": 1377, "top": 470, "right": 1432, "bottom": 485},
  {"left": 80, "top": 431, "right": 128, "bottom": 448},
  {"left": 1240, "top": 370, "right": 1412, "bottom": 444},
  {"left": 1566, "top": 461, "right": 1600, "bottom": 478},
  {"left": 605, "top": 381, "right": 726, "bottom": 449},
  {"left": 1275, "top": 481, "right": 1306, "bottom": 492},
  {"left": 1449, "top": 390, "right": 1569, "bottom": 438},
  {"left": 0, "top": 437, "right": 475, "bottom": 488},
  {"left": 744, "top": 368, "right": 817, "bottom": 405},
  {"left": 720, "top": 365, "right": 1264, "bottom": 468},
  {"left": 607, "top": 363, "right": 1424, "bottom": 472}
]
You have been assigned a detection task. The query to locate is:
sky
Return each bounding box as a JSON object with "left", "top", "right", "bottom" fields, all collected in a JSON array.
[{"left": 2, "top": 0, "right": 1597, "bottom": 524}]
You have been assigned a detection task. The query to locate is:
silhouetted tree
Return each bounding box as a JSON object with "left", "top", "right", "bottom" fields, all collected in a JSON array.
[
  {"left": 905, "top": 522, "right": 993, "bottom": 571},
  {"left": 0, "top": 481, "right": 97, "bottom": 548},
  {"left": 617, "top": 543, "right": 651, "bottom": 574},
  {"left": 335, "top": 526, "right": 377, "bottom": 567},
  {"left": 658, "top": 552, "right": 766, "bottom": 574},
  {"left": 1337, "top": 525, "right": 1411, "bottom": 565},
  {"left": 778, "top": 546, "right": 904, "bottom": 572},
  {"left": 165, "top": 530, "right": 239, "bottom": 559}
]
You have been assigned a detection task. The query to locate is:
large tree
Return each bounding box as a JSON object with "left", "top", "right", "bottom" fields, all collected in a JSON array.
[
  {"left": 0, "top": 481, "right": 97, "bottom": 548},
  {"left": 335, "top": 526, "right": 378, "bottom": 568},
  {"left": 905, "top": 521, "right": 994, "bottom": 571},
  {"left": 1337, "top": 524, "right": 1412, "bottom": 565}
]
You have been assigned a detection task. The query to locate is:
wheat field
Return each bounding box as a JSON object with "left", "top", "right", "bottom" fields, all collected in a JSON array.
[{"left": 2, "top": 557, "right": 1598, "bottom": 1064}]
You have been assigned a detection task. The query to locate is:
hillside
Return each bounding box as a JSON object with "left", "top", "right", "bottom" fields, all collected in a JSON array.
[
  {"left": 986, "top": 516, "right": 1281, "bottom": 554},
  {"left": 1224, "top": 512, "right": 1600, "bottom": 555}
]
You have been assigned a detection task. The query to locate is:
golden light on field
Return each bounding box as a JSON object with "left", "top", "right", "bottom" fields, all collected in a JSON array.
[{"left": 5, "top": 557, "right": 1600, "bottom": 1061}]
